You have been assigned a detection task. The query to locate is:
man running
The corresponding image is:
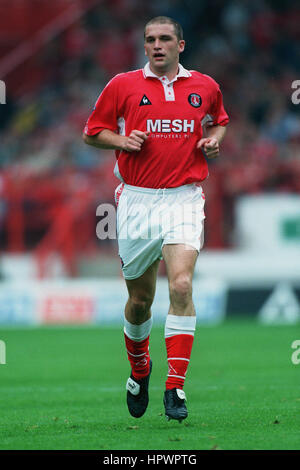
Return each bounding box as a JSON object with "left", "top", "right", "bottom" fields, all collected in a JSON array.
[{"left": 83, "top": 16, "right": 229, "bottom": 422}]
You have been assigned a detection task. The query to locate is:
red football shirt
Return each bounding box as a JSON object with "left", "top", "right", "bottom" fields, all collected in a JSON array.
[{"left": 84, "top": 63, "right": 229, "bottom": 188}]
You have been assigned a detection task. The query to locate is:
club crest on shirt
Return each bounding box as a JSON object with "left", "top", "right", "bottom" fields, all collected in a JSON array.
[{"left": 188, "top": 93, "right": 202, "bottom": 108}]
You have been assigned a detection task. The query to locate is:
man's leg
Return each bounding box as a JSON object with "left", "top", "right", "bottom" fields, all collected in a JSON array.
[
  {"left": 124, "top": 258, "right": 160, "bottom": 417},
  {"left": 162, "top": 243, "right": 198, "bottom": 421}
]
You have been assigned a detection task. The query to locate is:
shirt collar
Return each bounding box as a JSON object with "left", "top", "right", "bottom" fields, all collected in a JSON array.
[{"left": 143, "top": 62, "right": 191, "bottom": 82}]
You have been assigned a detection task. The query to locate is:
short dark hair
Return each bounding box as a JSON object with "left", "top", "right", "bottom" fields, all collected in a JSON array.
[{"left": 144, "top": 16, "right": 183, "bottom": 42}]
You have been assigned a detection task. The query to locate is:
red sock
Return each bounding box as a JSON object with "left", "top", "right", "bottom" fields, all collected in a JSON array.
[
  {"left": 164, "top": 314, "right": 196, "bottom": 390},
  {"left": 165, "top": 334, "right": 194, "bottom": 390},
  {"left": 124, "top": 333, "right": 150, "bottom": 381}
]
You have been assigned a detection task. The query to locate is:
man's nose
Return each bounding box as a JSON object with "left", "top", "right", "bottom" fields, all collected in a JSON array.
[{"left": 154, "top": 39, "right": 161, "bottom": 49}]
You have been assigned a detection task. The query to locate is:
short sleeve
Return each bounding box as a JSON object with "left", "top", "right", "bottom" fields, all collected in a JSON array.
[
  {"left": 209, "top": 85, "right": 229, "bottom": 127},
  {"left": 84, "top": 76, "right": 120, "bottom": 136}
]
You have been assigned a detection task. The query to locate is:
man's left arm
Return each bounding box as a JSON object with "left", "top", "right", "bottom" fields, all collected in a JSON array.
[{"left": 196, "top": 124, "right": 227, "bottom": 159}]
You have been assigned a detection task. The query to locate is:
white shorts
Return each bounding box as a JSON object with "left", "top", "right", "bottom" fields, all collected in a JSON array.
[{"left": 115, "top": 183, "right": 205, "bottom": 280}]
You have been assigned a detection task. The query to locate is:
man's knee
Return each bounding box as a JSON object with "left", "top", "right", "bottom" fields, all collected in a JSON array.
[
  {"left": 127, "top": 291, "right": 154, "bottom": 316},
  {"left": 169, "top": 274, "right": 192, "bottom": 305}
]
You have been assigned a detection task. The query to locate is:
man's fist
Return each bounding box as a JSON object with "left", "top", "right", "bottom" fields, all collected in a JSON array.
[
  {"left": 196, "top": 137, "right": 219, "bottom": 159},
  {"left": 123, "top": 130, "right": 150, "bottom": 152}
]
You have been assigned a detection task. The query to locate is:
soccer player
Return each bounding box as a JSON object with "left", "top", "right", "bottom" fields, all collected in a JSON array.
[{"left": 83, "top": 16, "right": 229, "bottom": 422}]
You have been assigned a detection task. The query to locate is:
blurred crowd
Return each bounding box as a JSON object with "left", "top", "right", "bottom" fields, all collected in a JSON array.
[{"left": 0, "top": 0, "right": 300, "bottom": 260}]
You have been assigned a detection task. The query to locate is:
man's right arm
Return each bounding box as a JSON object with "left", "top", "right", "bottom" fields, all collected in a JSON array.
[
  {"left": 83, "top": 129, "right": 150, "bottom": 153},
  {"left": 83, "top": 129, "right": 127, "bottom": 150}
]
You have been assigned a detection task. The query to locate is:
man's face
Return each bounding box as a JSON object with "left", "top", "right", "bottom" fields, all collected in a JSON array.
[{"left": 144, "top": 23, "right": 185, "bottom": 74}]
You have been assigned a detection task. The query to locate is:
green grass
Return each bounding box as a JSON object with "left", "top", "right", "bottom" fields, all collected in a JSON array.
[{"left": 0, "top": 319, "right": 299, "bottom": 450}]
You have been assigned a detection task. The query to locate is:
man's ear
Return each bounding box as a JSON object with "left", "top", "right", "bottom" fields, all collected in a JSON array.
[{"left": 179, "top": 40, "right": 185, "bottom": 53}]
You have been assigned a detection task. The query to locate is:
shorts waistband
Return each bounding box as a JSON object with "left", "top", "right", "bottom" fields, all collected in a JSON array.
[{"left": 123, "top": 183, "right": 197, "bottom": 195}]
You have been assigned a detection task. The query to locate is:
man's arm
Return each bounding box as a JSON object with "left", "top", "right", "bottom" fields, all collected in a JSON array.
[
  {"left": 204, "top": 123, "right": 227, "bottom": 144},
  {"left": 83, "top": 129, "right": 150, "bottom": 153},
  {"left": 197, "top": 124, "right": 227, "bottom": 159}
]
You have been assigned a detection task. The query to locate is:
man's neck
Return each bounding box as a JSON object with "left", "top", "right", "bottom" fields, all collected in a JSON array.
[{"left": 149, "top": 63, "right": 179, "bottom": 81}]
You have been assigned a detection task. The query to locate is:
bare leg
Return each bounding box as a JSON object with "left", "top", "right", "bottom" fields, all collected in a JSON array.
[
  {"left": 162, "top": 244, "right": 198, "bottom": 317},
  {"left": 124, "top": 259, "right": 160, "bottom": 417},
  {"left": 162, "top": 243, "right": 198, "bottom": 402},
  {"left": 124, "top": 258, "right": 160, "bottom": 324}
]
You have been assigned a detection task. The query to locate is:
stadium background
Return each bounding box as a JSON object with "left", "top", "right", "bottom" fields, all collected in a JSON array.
[
  {"left": 0, "top": 0, "right": 299, "bottom": 325},
  {"left": 0, "top": 0, "right": 300, "bottom": 451}
]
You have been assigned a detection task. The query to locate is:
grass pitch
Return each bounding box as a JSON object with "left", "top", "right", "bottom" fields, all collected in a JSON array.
[{"left": 0, "top": 319, "right": 299, "bottom": 450}]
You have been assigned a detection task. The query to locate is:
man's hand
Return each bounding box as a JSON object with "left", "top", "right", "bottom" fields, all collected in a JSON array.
[
  {"left": 123, "top": 130, "right": 150, "bottom": 152},
  {"left": 196, "top": 137, "right": 219, "bottom": 159}
]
